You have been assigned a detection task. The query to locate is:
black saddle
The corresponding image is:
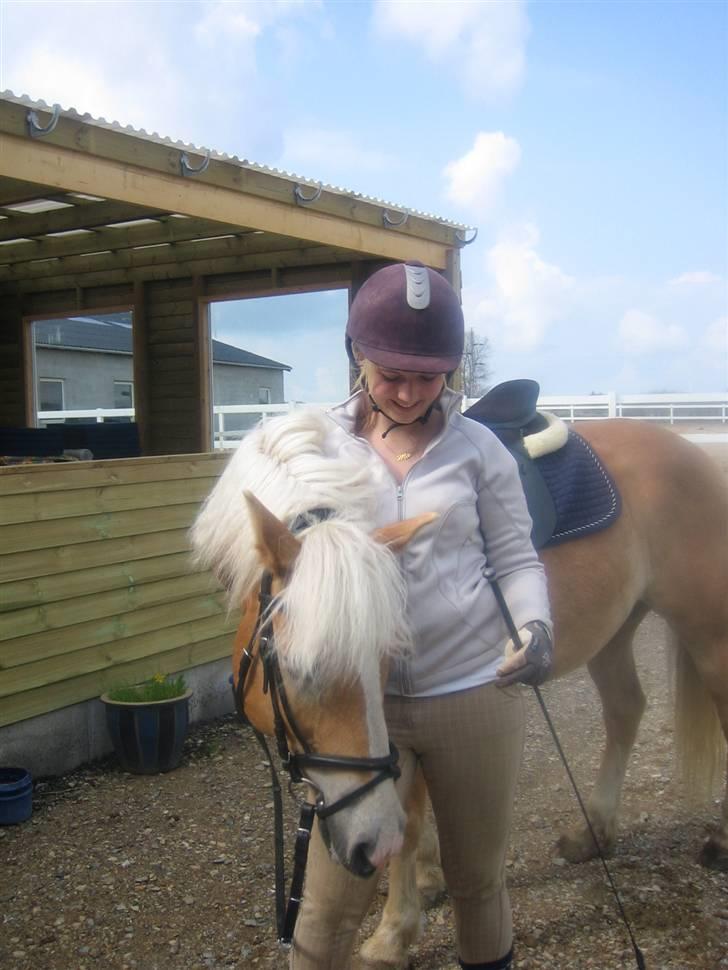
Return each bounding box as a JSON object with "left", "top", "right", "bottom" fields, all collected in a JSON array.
[{"left": 464, "top": 380, "right": 620, "bottom": 549}]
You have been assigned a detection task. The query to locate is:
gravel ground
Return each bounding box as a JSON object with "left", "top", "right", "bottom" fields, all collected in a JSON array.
[{"left": 2, "top": 439, "right": 726, "bottom": 970}]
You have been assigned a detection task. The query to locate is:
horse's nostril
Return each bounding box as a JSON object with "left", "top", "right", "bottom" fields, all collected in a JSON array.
[{"left": 350, "top": 842, "right": 376, "bottom": 879}]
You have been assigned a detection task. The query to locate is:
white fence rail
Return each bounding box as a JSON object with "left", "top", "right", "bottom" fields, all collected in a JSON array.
[
  {"left": 533, "top": 392, "right": 728, "bottom": 424},
  {"left": 213, "top": 393, "right": 728, "bottom": 448},
  {"left": 36, "top": 394, "right": 728, "bottom": 450}
]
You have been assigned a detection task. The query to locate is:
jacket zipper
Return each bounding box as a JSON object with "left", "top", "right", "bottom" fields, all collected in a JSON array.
[{"left": 393, "top": 481, "right": 414, "bottom": 694}]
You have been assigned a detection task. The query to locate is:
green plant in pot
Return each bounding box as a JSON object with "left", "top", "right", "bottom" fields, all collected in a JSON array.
[{"left": 101, "top": 674, "right": 192, "bottom": 774}]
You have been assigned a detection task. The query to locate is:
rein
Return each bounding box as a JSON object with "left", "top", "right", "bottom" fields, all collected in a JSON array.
[{"left": 233, "top": 568, "right": 400, "bottom": 945}]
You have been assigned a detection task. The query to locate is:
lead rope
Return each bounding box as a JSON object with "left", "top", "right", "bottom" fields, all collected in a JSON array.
[{"left": 488, "top": 575, "right": 646, "bottom": 970}]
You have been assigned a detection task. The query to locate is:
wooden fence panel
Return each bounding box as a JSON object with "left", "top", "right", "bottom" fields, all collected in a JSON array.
[{"left": 0, "top": 452, "right": 233, "bottom": 727}]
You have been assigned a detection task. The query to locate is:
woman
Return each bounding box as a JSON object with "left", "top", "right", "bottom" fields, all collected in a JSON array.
[{"left": 291, "top": 261, "right": 553, "bottom": 970}]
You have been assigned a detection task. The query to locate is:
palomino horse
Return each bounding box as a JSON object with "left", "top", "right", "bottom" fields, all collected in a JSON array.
[
  {"left": 193, "top": 408, "right": 727, "bottom": 966},
  {"left": 190, "top": 408, "right": 436, "bottom": 879},
  {"left": 360, "top": 418, "right": 728, "bottom": 969}
]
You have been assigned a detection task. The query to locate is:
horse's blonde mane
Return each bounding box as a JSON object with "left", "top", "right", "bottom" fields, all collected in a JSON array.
[
  {"left": 190, "top": 409, "right": 412, "bottom": 681},
  {"left": 274, "top": 518, "right": 412, "bottom": 684}
]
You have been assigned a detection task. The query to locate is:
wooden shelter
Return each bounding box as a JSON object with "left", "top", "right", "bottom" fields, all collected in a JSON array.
[{"left": 0, "top": 92, "right": 470, "bottom": 753}]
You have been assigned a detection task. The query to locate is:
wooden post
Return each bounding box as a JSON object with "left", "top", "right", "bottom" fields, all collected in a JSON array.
[
  {"left": 133, "top": 281, "right": 150, "bottom": 455},
  {"left": 444, "top": 248, "right": 463, "bottom": 393},
  {"left": 193, "top": 277, "right": 212, "bottom": 453}
]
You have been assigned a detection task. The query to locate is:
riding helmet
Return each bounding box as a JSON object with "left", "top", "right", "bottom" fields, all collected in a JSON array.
[{"left": 346, "top": 261, "right": 464, "bottom": 373}]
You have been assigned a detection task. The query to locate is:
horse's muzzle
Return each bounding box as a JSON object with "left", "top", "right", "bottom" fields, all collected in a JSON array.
[
  {"left": 319, "top": 818, "right": 377, "bottom": 879},
  {"left": 347, "top": 842, "right": 377, "bottom": 879}
]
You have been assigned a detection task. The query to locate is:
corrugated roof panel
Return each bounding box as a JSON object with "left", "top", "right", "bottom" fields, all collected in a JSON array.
[{"left": 1, "top": 90, "right": 469, "bottom": 230}]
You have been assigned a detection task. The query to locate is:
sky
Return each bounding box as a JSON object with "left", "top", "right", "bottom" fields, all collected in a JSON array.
[{"left": 1, "top": 0, "right": 726, "bottom": 401}]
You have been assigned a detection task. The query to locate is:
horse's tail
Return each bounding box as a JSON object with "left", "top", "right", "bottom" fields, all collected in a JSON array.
[{"left": 670, "top": 632, "right": 726, "bottom": 802}]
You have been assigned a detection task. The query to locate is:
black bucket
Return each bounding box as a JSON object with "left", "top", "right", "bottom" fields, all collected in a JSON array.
[{"left": 0, "top": 766, "right": 33, "bottom": 824}]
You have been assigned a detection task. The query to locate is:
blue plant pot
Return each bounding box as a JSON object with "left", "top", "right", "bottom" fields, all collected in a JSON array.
[
  {"left": 101, "top": 690, "right": 192, "bottom": 774},
  {"left": 0, "top": 766, "right": 33, "bottom": 824}
]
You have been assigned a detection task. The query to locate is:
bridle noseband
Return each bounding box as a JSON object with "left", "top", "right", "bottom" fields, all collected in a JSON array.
[{"left": 232, "top": 523, "right": 400, "bottom": 944}]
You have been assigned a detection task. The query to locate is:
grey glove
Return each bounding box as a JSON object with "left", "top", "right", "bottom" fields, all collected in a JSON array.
[{"left": 496, "top": 620, "right": 553, "bottom": 687}]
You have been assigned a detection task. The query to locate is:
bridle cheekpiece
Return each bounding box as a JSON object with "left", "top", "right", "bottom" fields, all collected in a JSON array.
[{"left": 232, "top": 509, "right": 400, "bottom": 944}]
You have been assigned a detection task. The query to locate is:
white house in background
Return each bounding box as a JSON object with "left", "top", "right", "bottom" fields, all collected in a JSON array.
[{"left": 33, "top": 313, "right": 291, "bottom": 434}]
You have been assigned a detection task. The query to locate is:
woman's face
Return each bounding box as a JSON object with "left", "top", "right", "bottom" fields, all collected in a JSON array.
[{"left": 366, "top": 363, "right": 445, "bottom": 423}]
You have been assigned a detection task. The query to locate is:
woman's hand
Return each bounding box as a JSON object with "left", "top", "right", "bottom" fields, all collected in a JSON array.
[{"left": 496, "top": 620, "right": 553, "bottom": 687}]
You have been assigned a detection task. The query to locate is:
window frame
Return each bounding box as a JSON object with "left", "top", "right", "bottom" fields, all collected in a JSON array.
[
  {"left": 113, "top": 380, "right": 135, "bottom": 409},
  {"left": 38, "top": 377, "right": 65, "bottom": 412}
]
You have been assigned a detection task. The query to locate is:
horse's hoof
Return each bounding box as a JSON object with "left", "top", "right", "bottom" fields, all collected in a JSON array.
[
  {"left": 357, "top": 951, "right": 410, "bottom": 970},
  {"left": 359, "top": 914, "right": 423, "bottom": 969},
  {"left": 699, "top": 836, "right": 728, "bottom": 872},
  {"left": 557, "top": 827, "right": 614, "bottom": 864}
]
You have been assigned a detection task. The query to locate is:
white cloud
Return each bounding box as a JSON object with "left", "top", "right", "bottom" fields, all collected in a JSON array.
[
  {"left": 194, "top": 0, "right": 322, "bottom": 65},
  {"left": 443, "top": 132, "right": 520, "bottom": 217},
  {"left": 617, "top": 309, "right": 688, "bottom": 355},
  {"left": 1, "top": 0, "right": 322, "bottom": 158},
  {"left": 668, "top": 271, "right": 722, "bottom": 286},
  {"left": 372, "top": 0, "right": 529, "bottom": 101},
  {"left": 9, "top": 44, "right": 179, "bottom": 136},
  {"left": 467, "top": 225, "right": 575, "bottom": 352},
  {"left": 281, "top": 127, "right": 397, "bottom": 182}
]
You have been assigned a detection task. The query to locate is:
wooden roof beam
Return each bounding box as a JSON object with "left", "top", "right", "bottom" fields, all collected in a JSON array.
[
  {"left": 0, "top": 233, "right": 335, "bottom": 282},
  {"left": 0, "top": 244, "right": 357, "bottom": 295},
  {"left": 0, "top": 198, "right": 169, "bottom": 242},
  {"left": 0, "top": 134, "right": 453, "bottom": 268},
  {"left": 0, "top": 216, "right": 263, "bottom": 264},
  {"left": 0, "top": 177, "right": 67, "bottom": 207},
  {"left": 0, "top": 98, "right": 463, "bottom": 249}
]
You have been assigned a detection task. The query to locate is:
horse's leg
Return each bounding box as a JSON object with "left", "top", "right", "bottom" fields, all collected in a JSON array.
[
  {"left": 415, "top": 810, "right": 445, "bottom": 907},
  {"left": 673, "top": 632, "right": 728, "bottom": 871},
  {"left": 359, "top": 765, "right": 426, "bottom": 969},
  {"left": 558, "top": 605, "right": 648, "bottom": 862},
  {"left": 701, "top": 747, "right": 728, "bottom": 871}
]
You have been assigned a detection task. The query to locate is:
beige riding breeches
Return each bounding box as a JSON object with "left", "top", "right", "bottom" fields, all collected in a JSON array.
[{"left": 290, "top": 680, "right": 526, "bottom": 969}]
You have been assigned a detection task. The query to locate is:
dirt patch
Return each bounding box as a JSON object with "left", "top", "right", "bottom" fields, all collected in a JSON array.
[{"left": 2, "top": 441, "right": 726, "bottom": 970}]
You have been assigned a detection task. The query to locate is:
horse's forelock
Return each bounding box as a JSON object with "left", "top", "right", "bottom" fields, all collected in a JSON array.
[
  {"left": 273, "top": 519, "right": 412, "bottom": 686},
  {"left": 190, "top": 409, "right": 378, "bottom": 610}
]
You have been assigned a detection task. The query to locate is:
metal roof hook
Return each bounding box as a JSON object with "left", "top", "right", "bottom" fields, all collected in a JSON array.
[
  {"left": 382, "top": 209, "right": 409, "bottom": 228},
  {"left": 26, "top": 105, "right": 60, "bottom": 138},
  {"left": 180, "top": 150, "right": 211, "bottom": 177},
  {"left": 294, "top": 182, "right": 323, "bottom": 206},
  {"left": 455, "top": 227, "right": 478, "bottom": 247}
]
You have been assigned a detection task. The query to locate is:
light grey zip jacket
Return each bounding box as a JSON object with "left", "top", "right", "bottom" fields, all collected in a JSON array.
[{"left": 325, "top": 387, "right": 552, "bottom": 697}]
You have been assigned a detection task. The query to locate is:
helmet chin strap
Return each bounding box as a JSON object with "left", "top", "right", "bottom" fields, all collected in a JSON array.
[{"left": 367, "top": 394, "right": 437, "bottom": 438}]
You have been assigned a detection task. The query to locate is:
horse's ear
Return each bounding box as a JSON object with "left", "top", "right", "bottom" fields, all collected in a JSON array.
[
  {"left": 373, "top": 512, "right": 438, "bottom": 551},
  {"left": 244, "top": 491, "right": 301, "bottom": 577}
]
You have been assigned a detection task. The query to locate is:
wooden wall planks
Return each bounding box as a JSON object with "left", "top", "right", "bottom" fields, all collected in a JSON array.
[{"left": 0, "top": 451, "right": 234, "bottom": 727}]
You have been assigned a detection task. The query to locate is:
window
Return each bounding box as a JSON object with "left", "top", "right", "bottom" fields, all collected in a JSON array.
[
  {"left": 31, "top": 312, "right": 134, "bottom": 426},
  {"left": 39, "top": 378, "right": 64, "bottom": 411},
  {"left": 258, "top": 387, "right": 271, "bottom": 405},
  {"left": 114, "top": 381, "right": 134, "bottom": 408}
]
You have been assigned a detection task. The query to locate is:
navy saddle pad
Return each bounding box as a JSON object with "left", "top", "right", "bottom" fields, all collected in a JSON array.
[
  {"left": 464, "top": 380, "right": 621, "bottom": 549},
  {"left": 536, "top": 429, "right": 620, "bottom": 547}
]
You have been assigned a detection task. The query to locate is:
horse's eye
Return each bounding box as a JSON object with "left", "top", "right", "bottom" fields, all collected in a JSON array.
[{"left": 285, "top": 665, "right": 318, "bottom": 697}]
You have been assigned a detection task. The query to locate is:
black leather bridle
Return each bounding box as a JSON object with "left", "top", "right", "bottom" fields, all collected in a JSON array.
[{"left": 232, "top": 565, "right": 401, "bottom": 945}]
